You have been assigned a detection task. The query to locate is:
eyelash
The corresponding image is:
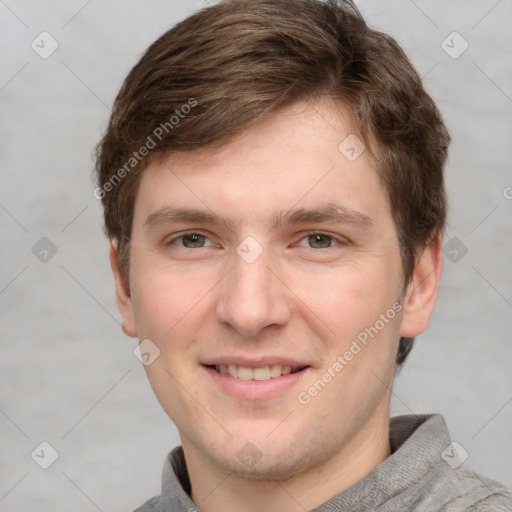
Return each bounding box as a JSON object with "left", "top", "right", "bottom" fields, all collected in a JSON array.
[
  {"left": 297, "top": 232, "right": 348, "bottom": 249},
  {"left": 165, "top": 231, "right": 348, "bottom": 250}
]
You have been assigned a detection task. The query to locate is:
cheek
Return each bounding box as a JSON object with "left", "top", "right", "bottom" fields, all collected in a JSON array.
[
  {"left": 128, "top": 253, "right": 211, "bottom": 338},
  {"left": 289, "top": 260, "right": 401, "bottom": 334}
]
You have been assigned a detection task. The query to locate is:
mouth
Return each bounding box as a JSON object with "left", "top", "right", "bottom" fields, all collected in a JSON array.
[
  {"left": 206, "top": 364, "right": 307, "bottom": 381},
  {"left": 201, "top": 355, "right": 311, "bottom": 400}
]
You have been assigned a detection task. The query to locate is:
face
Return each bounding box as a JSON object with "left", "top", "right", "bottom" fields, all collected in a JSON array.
[{"left": 112, "top": 98, "right": 440, "bottom": 481}]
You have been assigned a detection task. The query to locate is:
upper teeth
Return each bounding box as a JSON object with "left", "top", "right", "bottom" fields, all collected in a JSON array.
[{"left": 215, "top": 364, "right": 294, "bottom": 380}]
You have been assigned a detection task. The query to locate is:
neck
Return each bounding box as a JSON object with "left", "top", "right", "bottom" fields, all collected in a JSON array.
[{"left": 183, "top": 412, "right": 391, "bottom": 512}]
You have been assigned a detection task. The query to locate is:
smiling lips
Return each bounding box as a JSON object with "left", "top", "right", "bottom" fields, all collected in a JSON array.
[
  {"left": 211, "top": 364, "right": 306, "bottom": 381},
  {"left": 203, "top": 360, "right": 310, "bottom": 400}
]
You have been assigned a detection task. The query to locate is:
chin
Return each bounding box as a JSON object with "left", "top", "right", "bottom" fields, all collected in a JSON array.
[
  {"left": 203, "top": 437, "right": 327, "bottom": 482},
  {"left": 217, "top": 454, "right": 307, "bottom": 481}
]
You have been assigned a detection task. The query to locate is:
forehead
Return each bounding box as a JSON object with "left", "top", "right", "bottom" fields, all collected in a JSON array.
[{"left": 134, "top": 98, "right": 390, "bottom": 229}]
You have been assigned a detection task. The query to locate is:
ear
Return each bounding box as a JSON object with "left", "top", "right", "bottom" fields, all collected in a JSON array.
[
  {"left": 109, "top": 240, "right": 138, "bottom": 338},
  {"left": 400, "top": 233, "right": 443, "bottom": 338}
]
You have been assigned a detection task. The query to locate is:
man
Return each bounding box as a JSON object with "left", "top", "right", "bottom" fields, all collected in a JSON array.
[{"left": 95, "top": 0, "right": 512, "bottom": 510}]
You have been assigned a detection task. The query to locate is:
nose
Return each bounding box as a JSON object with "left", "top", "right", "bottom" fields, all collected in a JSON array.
[{"left": 215, "top": 247, "right": 291, "bottom": 337}]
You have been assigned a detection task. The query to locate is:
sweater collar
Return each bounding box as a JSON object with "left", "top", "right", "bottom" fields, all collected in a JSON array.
[{"left": 158, "top": 414, "right": 450, "bottom": 512}]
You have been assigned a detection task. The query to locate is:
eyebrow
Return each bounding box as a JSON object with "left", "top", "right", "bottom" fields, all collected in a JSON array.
[{"left": 143, "top": 203, "right": 373, "bottom": 232}]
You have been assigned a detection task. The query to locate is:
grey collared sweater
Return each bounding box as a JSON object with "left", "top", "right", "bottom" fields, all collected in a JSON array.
[{"left": 134, "top": 414, "right": 512, "bottom": 511}]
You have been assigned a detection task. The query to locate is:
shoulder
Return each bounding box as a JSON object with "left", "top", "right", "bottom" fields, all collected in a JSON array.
[
  {"left": 440, "top": 469, "right": 512, "bottom": 512},
  {"left": 464, "top": 490, "right": 512, "bottom": 512},
  {"left": 133, "top": 495, "right": 161, "bottom": 512}
]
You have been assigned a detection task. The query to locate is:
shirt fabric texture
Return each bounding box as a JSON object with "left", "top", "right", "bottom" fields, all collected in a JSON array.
[{"left": 134, "top": 414, "right": 512, "bottom": 511}]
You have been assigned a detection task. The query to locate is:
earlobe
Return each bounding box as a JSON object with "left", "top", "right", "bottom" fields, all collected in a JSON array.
[
  {"left": 109, "top": 240, "right": 138, "bottom": 338},
  {"left": 399, "top": 234, "right": 443, "bottom": 338}
]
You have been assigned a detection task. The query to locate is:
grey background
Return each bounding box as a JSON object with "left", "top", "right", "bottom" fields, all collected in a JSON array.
[{"left": 1, "top": 0, "right": 511, "bottom": 510}]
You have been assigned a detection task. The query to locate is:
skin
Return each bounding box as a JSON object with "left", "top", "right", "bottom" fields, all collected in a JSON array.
[{"left": 111, "top": 98, "right": 442, "bottom": 512}]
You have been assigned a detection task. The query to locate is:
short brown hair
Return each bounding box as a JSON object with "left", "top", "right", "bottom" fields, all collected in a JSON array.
[{"left": 95, "top": 0, "right": 450, "bottom": 366}]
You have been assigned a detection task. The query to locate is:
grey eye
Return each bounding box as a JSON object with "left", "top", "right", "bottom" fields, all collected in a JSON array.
[
  {"left": 181, "top": 233, "right": 207, "bottom": 248},
  {"left": 307, "top": 234, "right": 333, "bottom": 248}
]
